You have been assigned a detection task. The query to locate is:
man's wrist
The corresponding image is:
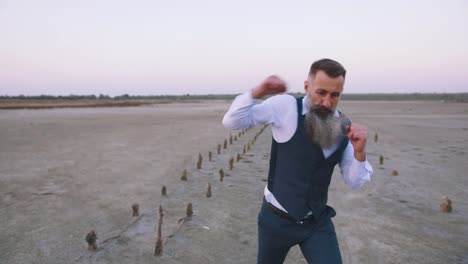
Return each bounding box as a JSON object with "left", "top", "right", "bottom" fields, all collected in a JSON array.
[
  {"left": 251, "top": 86, "right": 264, "bottom": 99},
  {"left": 354, "top": 151, "right": 366, "bottom": 162}
]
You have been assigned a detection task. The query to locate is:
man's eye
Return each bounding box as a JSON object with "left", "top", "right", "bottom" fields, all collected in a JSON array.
[
  {"left": 331, "top": 93, "right": 340, "bottom": 98},
  {"left": 317, "top": 90, "right": 327, "bottom": 96}
]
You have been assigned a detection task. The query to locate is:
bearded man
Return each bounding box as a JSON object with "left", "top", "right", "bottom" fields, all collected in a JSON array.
[{"left": 222, "top": 58, "right": 373, "bottom": 264}]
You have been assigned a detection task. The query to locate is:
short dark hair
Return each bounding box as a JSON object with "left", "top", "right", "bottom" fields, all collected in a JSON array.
[{"left": 309, "top": 58, "right": 346, "bottom": 79}]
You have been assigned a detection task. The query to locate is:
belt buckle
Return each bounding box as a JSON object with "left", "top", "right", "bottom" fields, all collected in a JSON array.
[{"left": 296, "top": 216, "right": 313, "bottom": 224}]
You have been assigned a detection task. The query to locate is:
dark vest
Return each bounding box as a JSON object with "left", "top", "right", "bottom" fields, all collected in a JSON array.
[{"left": 267, "top": 97, "right": 350, "bottom": 221}]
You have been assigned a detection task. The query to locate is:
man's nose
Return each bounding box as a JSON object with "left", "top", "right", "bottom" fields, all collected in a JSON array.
[{"left": 322, "top": 97, "right": 331, "bottom": 108}]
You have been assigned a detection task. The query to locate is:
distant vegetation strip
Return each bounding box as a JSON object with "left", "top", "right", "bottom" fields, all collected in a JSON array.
[
  {"left": 0, "top": 94, "right": 238, "bottom": 109},
  {"left": 0, "top": 100, "right": 168, "bottom": 110},
  {"left": 0, "top": 94, "right": 237, "bottom": 101},
  {"left": 1, "top": 92, "right": 467, "bottom": 109},
  {"left": 340, "top": 93, "right": 468, "bottom": 102}
]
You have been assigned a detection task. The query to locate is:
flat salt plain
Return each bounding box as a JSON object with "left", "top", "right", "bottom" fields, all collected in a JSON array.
[{"left": 0, "top": 100, "right": 467, "bottom": 263}]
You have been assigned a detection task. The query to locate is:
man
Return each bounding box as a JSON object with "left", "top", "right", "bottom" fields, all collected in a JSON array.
[{"left": 222, "top": 58, "right": 373, "bottom": 264}]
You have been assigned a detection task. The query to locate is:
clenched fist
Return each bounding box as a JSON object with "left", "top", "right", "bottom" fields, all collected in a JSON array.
[
  {"left": 345, "top": 123, "right": 368, "bottom": 161},
  {"left": 251, "top": 75, "right": 287, "bottom": 99}
]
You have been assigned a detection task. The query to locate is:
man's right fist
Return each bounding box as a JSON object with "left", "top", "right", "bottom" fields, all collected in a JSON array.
[{"left": 251, "top": 75, "right": 287, "bottom": 99}]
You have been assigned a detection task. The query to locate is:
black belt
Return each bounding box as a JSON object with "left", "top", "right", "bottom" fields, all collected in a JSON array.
[{"left": 263, "top": 197, "right": 314, "bottom": 224}]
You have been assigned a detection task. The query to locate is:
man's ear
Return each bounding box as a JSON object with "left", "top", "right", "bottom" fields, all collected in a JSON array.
[{"left": 304, "top": 80, "right": 309, "bottom": 93}]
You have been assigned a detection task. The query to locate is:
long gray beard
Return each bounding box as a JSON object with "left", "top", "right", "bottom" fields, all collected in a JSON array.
[{"left": 304, "top": 106, "right": 342, "bottom": 149}]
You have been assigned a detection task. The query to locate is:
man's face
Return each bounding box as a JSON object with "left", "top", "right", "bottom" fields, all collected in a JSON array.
[{"left": 304, "top": 70, "right": 345, "bottom": 112}]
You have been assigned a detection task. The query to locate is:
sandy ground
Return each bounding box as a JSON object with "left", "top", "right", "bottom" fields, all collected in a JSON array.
[{"left": 0, "top": 100, "right": 467, "bottom": 264}]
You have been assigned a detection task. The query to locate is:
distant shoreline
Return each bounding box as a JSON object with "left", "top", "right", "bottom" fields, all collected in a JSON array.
[{"left": 1, "top": 93, "right": 467, "bottom": 109}]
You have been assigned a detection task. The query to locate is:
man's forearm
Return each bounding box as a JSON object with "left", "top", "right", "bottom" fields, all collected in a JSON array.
[{"left": 222, "top": 92, "right": 257, "bottom": 130}]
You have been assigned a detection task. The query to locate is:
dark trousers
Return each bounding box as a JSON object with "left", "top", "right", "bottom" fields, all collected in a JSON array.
[{"left": 257, "top": 201, "right": 342, "bottom": 264}]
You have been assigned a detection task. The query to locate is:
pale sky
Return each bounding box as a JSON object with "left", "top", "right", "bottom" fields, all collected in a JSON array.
[{"left": 1, "top": 0, "right": 467, "bottom": 96}]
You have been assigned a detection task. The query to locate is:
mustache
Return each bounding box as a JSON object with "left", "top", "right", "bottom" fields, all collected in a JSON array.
[{"left": 308, "top": 104, "right": 334, "bottom": 114}]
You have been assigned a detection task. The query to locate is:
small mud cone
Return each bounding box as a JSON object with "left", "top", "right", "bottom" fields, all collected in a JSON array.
[
  {"left": 374, "top": 133, "right": 379, "bottom": 143},
  {"left": 85, "top": 230, "right": 98, "bottom": 250},
  {"left": 132, "top": 203, "right": 139, "bottom": 217},
  {"left": 159, "top": 205, "right": 164, "bottom": 218},
  {"left": 186, "top": 203, "right": 193, "bottom": 217},
  {"left": 157, "top": 206, "right": 164, "bottom": 238},
  {"left": 219, "top": 169, "right": 224, "bottom": 182},
  {"left": 217, "top": 144, "right": 221, "bottom": 154},
  {"left": 234, "top": 135, "right": 237, "bottom": 141},
  {"left": 208, "top": 151, "right": 212, "bottom": 161},
  {"left": 236, "top": 153, "right": 241, "bottom": 162},
  {"left": 440, "top": 196, "right": 452, "bottom": 213},
  {"left": 229, "top": 134, "right": 233, "bottom": 144},
  {"left": 206, "top": 183, "right": 212, "bottom": 198},
  {"left": 161, "top": 185, "right": 167, "bottom": 196},
  {"left": 229, "top": 157, "right": 234, "bottom": 171},
  {"left": 155, "top": 238, "right": 163, "bottom": 256},
  {"left": 224, "top": 139, "right": 227, "bottom": 149},
  {"left": 197, "top": 153, "right": 202, "bottom": 169},
  {"left": 154, "top": 205, "right": 164, "bottom": 256},
  {"left": 392, "top": 170, "right": 398, "bottom": 176},
  {"left": 238, "top": 131, "right": 242, "bottom": 138},
  {"left": 379, "top": 155, "right": 384, "bottom": 165},
  {"left": 181, "top": 169, "right": 188, "bottom": 181}
]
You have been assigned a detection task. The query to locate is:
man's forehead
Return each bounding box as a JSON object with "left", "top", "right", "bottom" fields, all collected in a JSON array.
[
  {"left": 311, "top": 72, "right": 344, "bottom": 91},
  {"left": 312, "top": 70, "right": 345, "bottom": 83}
]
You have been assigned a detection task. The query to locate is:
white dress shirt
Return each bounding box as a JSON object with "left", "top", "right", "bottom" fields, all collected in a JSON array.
[{"left": 222, "top": 92, "right": 373, "bottom": 213}]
